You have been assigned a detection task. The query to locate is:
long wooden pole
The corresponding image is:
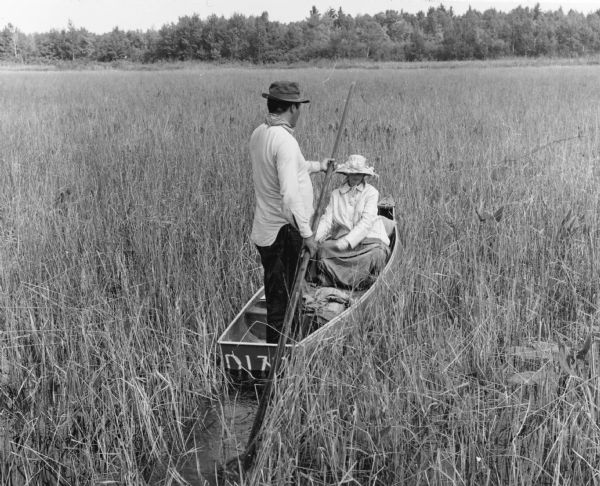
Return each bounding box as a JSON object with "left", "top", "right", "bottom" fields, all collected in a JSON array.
[{"left": 237, "top": 82, "right": 356, "bottom": 473}]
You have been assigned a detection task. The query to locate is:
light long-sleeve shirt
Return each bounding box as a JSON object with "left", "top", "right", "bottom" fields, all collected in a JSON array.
[
  {"left": 315, "top": 182, "right": 390, "bottom": 250},
  {"left": 250, "top": 123, "right": 321, "bottom": 247}
]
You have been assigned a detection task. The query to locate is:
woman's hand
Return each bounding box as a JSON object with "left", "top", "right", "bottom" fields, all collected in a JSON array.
[
  {"left": 319, "top": 240, "right": 338, "bottom": 250},
  {"left": 335, "top": 238, "right": 350, "bottom": 251},
  {"left": 320, "top": 238, "right": 350, "bottom": 251}
]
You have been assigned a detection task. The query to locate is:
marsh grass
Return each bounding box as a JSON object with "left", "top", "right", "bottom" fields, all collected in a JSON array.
[{"left": 1, "top": 65, "right": 600, "bottom": 484}]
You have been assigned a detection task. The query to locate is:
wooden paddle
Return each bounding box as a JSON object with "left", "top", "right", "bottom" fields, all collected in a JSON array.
[{"left": 232, "top": 82, "right": 356, "bottom": 475}]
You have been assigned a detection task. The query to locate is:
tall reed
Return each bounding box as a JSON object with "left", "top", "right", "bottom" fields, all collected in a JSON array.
[{"left": 1, "top": 64, "right": 600, "bottom": 483}]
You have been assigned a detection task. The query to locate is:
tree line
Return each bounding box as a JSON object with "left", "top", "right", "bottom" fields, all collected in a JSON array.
[{"left": 2, "top": 4, "right": 600, "bottom": 64}]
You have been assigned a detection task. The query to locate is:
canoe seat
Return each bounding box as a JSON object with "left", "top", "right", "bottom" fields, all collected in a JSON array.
[
  {"left": 245, "top": 300, "right": 267, "bottom": 340},
  {"left": 377, "top": 196, "right": 395, "bottom": 220}
]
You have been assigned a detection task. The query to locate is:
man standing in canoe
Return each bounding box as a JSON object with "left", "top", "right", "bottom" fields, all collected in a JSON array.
[{"left": 250, "top": 81, "right": 333, "bottom": 344}]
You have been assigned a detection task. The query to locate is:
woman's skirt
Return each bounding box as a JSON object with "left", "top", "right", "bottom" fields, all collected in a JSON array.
[{"left": 316, "top": 237, "right": 390, "bottom": 290}]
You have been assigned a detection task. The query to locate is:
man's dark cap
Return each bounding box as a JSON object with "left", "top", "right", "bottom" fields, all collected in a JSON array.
[{"left": 262, "top": 81, "right": 310, "bottom": 103}]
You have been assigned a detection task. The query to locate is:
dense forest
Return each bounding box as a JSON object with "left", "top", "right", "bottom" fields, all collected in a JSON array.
[{"left": 2, "top": 4, "right": 600, "bottom": 64}]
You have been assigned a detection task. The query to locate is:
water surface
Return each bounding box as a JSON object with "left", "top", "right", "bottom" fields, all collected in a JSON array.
[{"left": 176, "top": 386, "right": 259, "bottom": 485}]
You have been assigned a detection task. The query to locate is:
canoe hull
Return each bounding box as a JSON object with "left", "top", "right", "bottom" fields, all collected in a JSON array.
[
  {"left": 220, "top": 340, "right": 291, "bottom": 374},
  {"left": 218, "top": 207, "right": 398, "bottom": 376}
]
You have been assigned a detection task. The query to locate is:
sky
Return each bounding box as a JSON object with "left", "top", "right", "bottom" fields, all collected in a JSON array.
[{"left": 2, "top": 0, "right": 599, "bottom": 34}]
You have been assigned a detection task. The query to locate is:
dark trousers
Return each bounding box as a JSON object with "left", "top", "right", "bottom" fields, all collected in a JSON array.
[{"left": 256, "top": 224, "right": 302, "bottom": 343}]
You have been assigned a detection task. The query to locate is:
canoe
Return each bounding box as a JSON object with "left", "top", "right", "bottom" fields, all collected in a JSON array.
[{"left": 218, "top": 200, "right": 398, "bottom": 377}]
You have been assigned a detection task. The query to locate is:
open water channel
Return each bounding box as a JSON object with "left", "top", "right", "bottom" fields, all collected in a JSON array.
[{"left": 153, "top": 386, "right": 258, "bottom": 485}]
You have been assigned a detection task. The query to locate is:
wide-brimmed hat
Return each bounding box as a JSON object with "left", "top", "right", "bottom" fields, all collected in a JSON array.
[
  {"left": 335, "top": 154, "right": 377, "bottom": 177},
  {"left": 262, "top": 81, "right": 310, "bottom": 103}
]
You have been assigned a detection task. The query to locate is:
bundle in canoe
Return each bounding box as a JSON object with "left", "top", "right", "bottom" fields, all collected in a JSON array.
[{"left": 218, "top": 199, "right": 398, "bottom": 377}]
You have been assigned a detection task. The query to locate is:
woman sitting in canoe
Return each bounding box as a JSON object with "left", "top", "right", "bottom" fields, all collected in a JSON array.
[{"left": 313, "top": 154, "right": 390, "bottom": 290}]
